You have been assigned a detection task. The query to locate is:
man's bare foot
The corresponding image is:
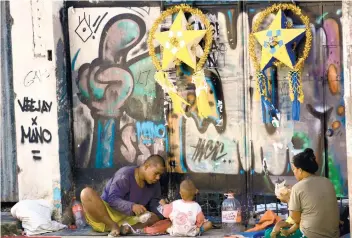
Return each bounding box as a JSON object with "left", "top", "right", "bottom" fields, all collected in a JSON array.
[{"left": 108, "top": 223, "right": 120, "bottom": 237}]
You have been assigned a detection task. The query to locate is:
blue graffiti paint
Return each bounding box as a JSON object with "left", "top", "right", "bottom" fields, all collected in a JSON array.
[
  {"left": 227, "top": 10, "right": 232, "bottom": 26},
  {"left": 206, "top": 77, "right": 221, "bottom": 118},
  {"left": 287, "top": 162, "right": 291, "bottom": 173},
  {"left": 316, "top": 12, "right": 329, "bottom": 25},
  {"left": 53, "top": 187, "right": 61, "bottom": 200},
  {"left": 270, "top": 68, "right": 277, "bottom": 108},
  {"left": 89, "top": 79, "right": 105, "bottom": 100},
  {"left": 95, "top": 119, "right": 116, "bottom": 168},
  {"left": 188, "top": 77, "right": 222, "bottom": 128},
  {"left": 136, "top": 121, "right": 166, "bottom": 145},
  {"left": 340, "top": 69, "right": 344, "bottom": 95},
  {"left": 71, "top": 49, "right": 81, "bottom": 71},
  {"left": 53, "top": 187, "right": 61, "bottom": 208},
  {"left": 117, "top": 21, "right": 140, "bottom": 49},
  {"left": 95, "top": 121, "right": 103, "bottom": 168},
  {"left": 179, "top": 117, "right": 187, "bottom": 172},
  {"left": 180, "top": 64, "right": 191, "bottom": 76},
  {"left": 179, "top": 66, "right": 222, "bottom": 124}
]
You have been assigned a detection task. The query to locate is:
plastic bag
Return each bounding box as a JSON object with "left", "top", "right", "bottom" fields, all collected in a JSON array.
[
  {"left": 275, "top": 180, "right": 290, "bottom": 199},
  {"left": 11, "top": 199, "right": 66, "bottom": 236}
]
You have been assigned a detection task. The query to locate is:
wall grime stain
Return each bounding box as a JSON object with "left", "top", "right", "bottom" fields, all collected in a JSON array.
[{"left": 66, "top": 2, "right": 348, "bottom": 197}]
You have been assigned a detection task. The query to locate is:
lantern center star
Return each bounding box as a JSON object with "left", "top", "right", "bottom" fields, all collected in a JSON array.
[
  {"left": 254, "top": 9, "right": 306, "bottom": 70},
  {"left": 154, "top": 10, "right": 207, "bottom": 70}
]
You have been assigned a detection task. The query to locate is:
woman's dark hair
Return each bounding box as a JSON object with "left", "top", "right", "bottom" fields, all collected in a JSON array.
[{"left": 293, "top": 148, "right": 319, "bottom": 174}]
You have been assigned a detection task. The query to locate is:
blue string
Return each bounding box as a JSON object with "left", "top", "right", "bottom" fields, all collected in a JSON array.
[{"left": 291, "top": 71, "right": 300, "bottom": 121}]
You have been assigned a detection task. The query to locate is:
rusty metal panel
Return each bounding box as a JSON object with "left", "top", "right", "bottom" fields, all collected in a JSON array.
[{"left": 1, "top": 0, "right": 19, "bottom": 202}]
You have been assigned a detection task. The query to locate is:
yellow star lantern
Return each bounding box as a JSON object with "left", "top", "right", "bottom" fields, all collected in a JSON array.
[
  {"left": 249, "top": 4, "right": 312, "bottom": 124},
  {"left": 148, "top": 5, "right": 213, "bottom": 118},
  {"left": 254, "top": 9, "right": 305, "bottom": 71},
  {"left": 155, "top": 10, "right": 206, "bottom": 70}
]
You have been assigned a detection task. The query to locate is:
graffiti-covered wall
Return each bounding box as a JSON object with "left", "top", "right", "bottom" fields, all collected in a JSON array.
[
  {"left": 9, "top": 0, "right": 64, "bottom": 217},
  {"left": 68, "top": 2, "right": 347, "bottom": 197}
]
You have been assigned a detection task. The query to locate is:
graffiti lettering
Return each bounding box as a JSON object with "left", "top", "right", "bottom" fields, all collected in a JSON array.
[
  {"left": 17, "top": 97, "right": 52, "bottom": 113},
  {"left": 121, "top": 125, "right": 137, "bottom": 163},
  {"left": 191, "top": 138, "right": 227, "bottom": 162},
  {"left": 217, "top": 100, "right": 223, "bottom": 113},
  {"left": 23, "top": 69, "right": 50, "bottom": 87},
  {"left": 32, "top": 150, "right": 41, "bottom": 160},
  {"left": 121, "top": 123, "right": 166, "bottom": 165},
  {"left": 31, "top": 116, "right": 38, "bottom": 126},
  {"left": 21, "top": 126, "right": 52, "bottom": 144},
  {"left": 137, "top": 70, "right": 151, "bottom": 86},
  {"left": 136, "top": 121, "right": 166, "bottom": 145}
]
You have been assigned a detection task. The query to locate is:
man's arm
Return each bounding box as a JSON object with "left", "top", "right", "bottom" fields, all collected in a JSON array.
[
  {"left": 147, "top": 183, "right": 164, "bottom": 219},
  {"left": 106, "top": 174, "right": 134, "bottom": 216}
]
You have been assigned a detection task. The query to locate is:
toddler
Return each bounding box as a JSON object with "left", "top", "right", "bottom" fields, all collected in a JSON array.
[{"left": 161, "top": 179, "right": 212, "bottom": 236}]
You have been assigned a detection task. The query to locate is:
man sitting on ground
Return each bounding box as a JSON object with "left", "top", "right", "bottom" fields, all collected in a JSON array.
[{"left": 80, "top": 154, "right": 166, "bottom": 236}]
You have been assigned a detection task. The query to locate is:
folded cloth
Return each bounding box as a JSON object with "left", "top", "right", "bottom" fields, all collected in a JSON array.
[
  {"left": 246, "top": 210, "right": 282, "bottom": 232},
  {"left": 144, "top": 219, "right": 172, "bottom": 235}
]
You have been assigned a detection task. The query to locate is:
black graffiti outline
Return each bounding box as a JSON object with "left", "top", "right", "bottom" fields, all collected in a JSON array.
[
  {"left": 190, "top": 138, "right": 228, "bottom": 162},
  {"left": 31, "top": 116, "right": 38, "bottom": 126},
  {"left": 77, "top": 13, "right": 151, "bottom": 119},
  {"left": 32, "top": 150, "right": 41, "bottom": 160},
  {"left": 75, "top": 12, "right": 93, "bottom": 43},
  {"left": 20, "top": 126, "right": 52, "bottom": 144},
  {"left": 93, "top": 12, "right": 108, "bottom": 34},
  {"left": 98, "top": 13, "right": 146, "bottom": 64},
  {"left": 137, "top": 70, "right": 151, "bottom": 86},
  {"left": 23, "top": 69, "right": 50, "bottom": 87},
  {"left": 17, "top": 97, "right": 52, "bottom": 113}
]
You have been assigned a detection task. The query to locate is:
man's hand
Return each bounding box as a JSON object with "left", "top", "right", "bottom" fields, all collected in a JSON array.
[{"left": 132, "top": 204, "right": 147, "bottom": 215}]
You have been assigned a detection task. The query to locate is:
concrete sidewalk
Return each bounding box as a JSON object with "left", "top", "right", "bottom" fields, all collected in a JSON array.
[
  {"left": 61, "top": 229, "right": 225, "bottom": 238},
  {"left": 1, "top": 212, "right": 226, "bottom": 237}
]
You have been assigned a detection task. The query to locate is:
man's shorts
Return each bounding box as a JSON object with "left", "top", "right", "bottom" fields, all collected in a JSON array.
[{"left": 85, "top": 201, "right": 139, "bottom": 232}]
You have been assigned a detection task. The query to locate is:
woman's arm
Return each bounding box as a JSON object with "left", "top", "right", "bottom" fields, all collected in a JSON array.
[
  {"left": 290, "top": 211, "right": 301, "bottom": 224},
  {"left": 288, "top": 185, "right": 302, "bottom": 224}
]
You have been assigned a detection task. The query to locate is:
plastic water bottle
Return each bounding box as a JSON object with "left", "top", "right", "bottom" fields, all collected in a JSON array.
[
  {"left": 72, "top": 197, "right": 87, "bottom": 228},
  {"left": 222, "top": 193, "right": 242, "bottom": 236}
]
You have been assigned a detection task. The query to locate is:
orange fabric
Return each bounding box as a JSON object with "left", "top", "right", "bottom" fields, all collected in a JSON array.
[
  {"left": 144, "top": 219, "right": 172, "bottom": 235},
  {"left": 245, "top": 210, "right": 282, "bottom": 232}
]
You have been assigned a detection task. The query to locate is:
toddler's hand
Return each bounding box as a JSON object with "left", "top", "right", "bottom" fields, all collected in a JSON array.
[
  {"left": 159, "top": 199, "right": 167, "bottom": 206},
  {"left": 280, "top": 229, "right": 291, "bottom": 237}
]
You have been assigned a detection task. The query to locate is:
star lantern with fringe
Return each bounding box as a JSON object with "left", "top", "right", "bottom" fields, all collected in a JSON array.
[
  {"left": 249, "top": 4, "right": 312, "bottom": 126},
  {"left": 148, "top": 5, "right": 213, "bottom": 118}
]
